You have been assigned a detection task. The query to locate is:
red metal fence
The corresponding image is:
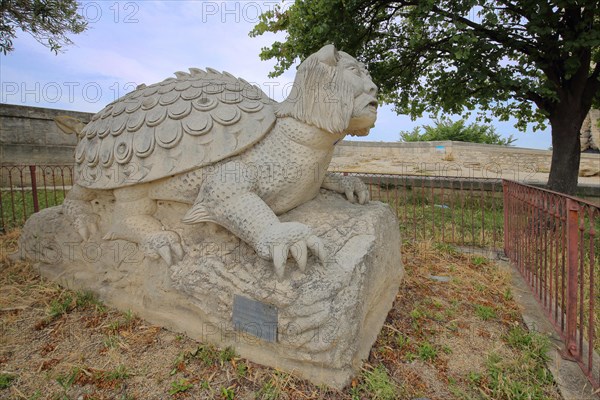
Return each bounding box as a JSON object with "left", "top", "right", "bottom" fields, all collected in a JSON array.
[
  {"left": 503, "top": 179, "right": 600, "bottom": 388},
  {"left": 0, "top": 165, "right": 73, "bottom": 231}
]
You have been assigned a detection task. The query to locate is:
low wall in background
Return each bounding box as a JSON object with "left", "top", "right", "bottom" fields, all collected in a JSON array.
[
  {"left": 333, "top": 140, "right": 600, "bottom": 181},
  {"left": 1, "top": 104, "right": 598, "bottom": 185},
  {"left": 0, "top": 104, "right": 93, "bottom": 164}
]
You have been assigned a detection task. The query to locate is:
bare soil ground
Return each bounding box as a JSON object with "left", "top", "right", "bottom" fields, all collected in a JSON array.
[{"left": 1, "top": 229, "right": 562, "bottom": 399}]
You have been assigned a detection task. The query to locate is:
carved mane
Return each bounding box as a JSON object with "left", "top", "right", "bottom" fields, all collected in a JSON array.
[{"left": 274, "top": 45, "right": 356, "bottom": 135}]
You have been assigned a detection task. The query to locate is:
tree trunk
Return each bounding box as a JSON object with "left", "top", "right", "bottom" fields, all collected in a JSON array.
[{"left": 547, "top": 112, "right": 583, "bottom": 195}]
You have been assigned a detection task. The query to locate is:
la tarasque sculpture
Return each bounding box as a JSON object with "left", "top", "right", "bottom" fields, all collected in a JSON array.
[
  {"left": 57, "top": 44, "right": 378, "bottom": 279},
  {"left": 20, "top": 44, "right": 403, "bottom": 388}
]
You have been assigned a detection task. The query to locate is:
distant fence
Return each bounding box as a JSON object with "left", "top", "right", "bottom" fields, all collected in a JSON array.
[
  {"left": 344, "top": 173, "right": 504, "bottom": 251},
  {"left": 0, "top": 165, "right": 72, "bottom": 231},
  {"left": 1, "top": 165, "right": 505, "bottom": 252},
  {"left": 503, "top": 180, "right": 600, "bottom": 389}
]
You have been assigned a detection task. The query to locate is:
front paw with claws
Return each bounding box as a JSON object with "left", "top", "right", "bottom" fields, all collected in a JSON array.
[
  {"left": 72, "top": 213, "right": 100, "bottom": 240},
  {"left": 142, "top": 231, "right": 184, "bottom": 266},
  {"left": 256, "top": 222, "right": 327, "bottom": 279},
  {"left": 322, "top": 173, "right": 370, "bottom": 204},
  {"left": 62, "top": 199, "right": 100, "bottom": 240},
  {"left": 339, "top": 176, "right": 370, "bottom": 204}
]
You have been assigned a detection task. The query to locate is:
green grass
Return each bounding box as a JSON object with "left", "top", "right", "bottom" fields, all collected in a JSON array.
[
  {"left": 256, "top": 380, "right": 279, "bottom": 400},
  {"left": 221, "top": 386, "right": 236, "bottom": 399},
  {"left": 358, "top": 365, "right": 399, "bottom": 400},
  {"left": 1, "top": 180, "right": 505, "bottom": 251},
  {"left": 0, "top": 188, "right": 66, "bottom": 230},
  {"left": 169, "top": 378, "right": 193, "bottom": 395},
  {"left": 0, "top": 373, "right": 16, "bottom": 389},
  {"left": 108, "top": 309, "right": 136, "bottom": 332},
  {"left": 75, "top": 290, "right": 106, "bottom": 312},
  {"left": 372, "top": 184, "right": 505, "bottom": 249},
  {"left": 417, "top": 342, "right": 438, "bottom": 362},
  {"left": 103, "top": 365, "right": 130, "bottom": 381},
  {"left": 475, "top": 304, "right": 497, "bottom": 321},
  {"left": 191, "top": 344, "right": 220, "bottom": 366},
  {"left": 103, "top": 334, "right": 121, "bottom": 349},
  {"left": 47, "top": 293, "right": 74, "bottom": 320},
  {"left": 235, "top": 361, "right": 248, "bottom": 378},
  {"left": 218, "top": 346, "right": 236, "bottom": 364},
  {"left": 55, "top": 367, "right": 79, "bottom": 391},
  {"left": 467, "top": 326, "right": 554, "bottom": 399}
]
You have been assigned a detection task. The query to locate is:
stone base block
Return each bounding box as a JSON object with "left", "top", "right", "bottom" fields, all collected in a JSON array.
[{"left": 18, "top": 192, "right": 403, "bottom": 388}]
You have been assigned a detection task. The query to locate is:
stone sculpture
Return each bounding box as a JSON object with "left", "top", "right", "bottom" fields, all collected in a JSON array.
[
  {"left": 57, "top": 44, "right": 378, "bottom": 279},
  {"left": 581, "top": 108, "right": 600, "bottom": 151},
  {"left": 19, "top": 44, "right": 403, "bottom": 387}
]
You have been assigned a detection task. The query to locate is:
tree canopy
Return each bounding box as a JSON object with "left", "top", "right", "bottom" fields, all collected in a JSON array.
[
  {"left": 400, "top": 118, "right": 516, "bottom": 146},
  {"left": 0, "top": 0, "right": 87, "bottom": 54},
  {"left": 251, "top": 0, "right": 600, "bottom": 194}
]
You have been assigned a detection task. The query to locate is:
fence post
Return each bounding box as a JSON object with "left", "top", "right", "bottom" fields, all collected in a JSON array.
[
  {"left": 566, "top": 198, "right": 579, "bottom": 358},
  {"left": 29, "top": 165, "right": 39, "bottom": 213},
  {"left": 502, "top": 180, "right": 509, "bottom": 258}
]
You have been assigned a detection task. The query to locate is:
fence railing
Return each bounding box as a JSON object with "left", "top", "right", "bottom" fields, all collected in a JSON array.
[
  {"left": 503, "top": 179, "right": 600, "bottom": 388},
  {"left": 344, "top": 173, "right": 504, "bottom": 251},
  {"left": 1, "top": 165, "right": 505, "bottom": 252},
  {"left": 0, "top": 165, "right": 73, "bottom": 231}
]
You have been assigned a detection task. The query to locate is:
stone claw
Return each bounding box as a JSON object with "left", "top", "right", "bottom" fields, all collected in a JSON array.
[
  {"left": 273, "top": 243, "right": 288, "bottom": 280},
  {"left": 343, "top": 177, "right": 370, "bottom": 205},
  {"left": 73, "top": 215, "right": 99, "bottom": 241},
  {"left": 102, "top": 231, "right": 117, "bottom": 241},
  {"left": 306, "top": 235, "right": 327, "bottom": 264},
  {"left": 78, "top": 226, "right": 90, "bottom": 241},
  {"left": 257, "top": 222, "right": 328, "bottom": 279},
  {"left": 142, "top": 231, "right": 184, "bottom": 266},
  {"left": 290, "top": 241, "right": 308, "bottom": 272},
  {"left": 158, "top": 245, "right": 173, "bottom": 266},
  {"left": 173, "top": 243, "right": 184, "bottom": 259}
]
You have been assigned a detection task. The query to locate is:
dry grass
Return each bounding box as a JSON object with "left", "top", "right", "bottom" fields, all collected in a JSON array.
[{"left": 0, "top": 231, "right": 561, "bottom": 399}]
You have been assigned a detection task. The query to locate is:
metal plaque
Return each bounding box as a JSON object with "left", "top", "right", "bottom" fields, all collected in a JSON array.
[{"left": 232, "top": 295, "right": 278, "bottom": 342}]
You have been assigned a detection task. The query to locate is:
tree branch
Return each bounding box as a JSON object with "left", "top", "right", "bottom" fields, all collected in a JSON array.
[
  {"left": 430, "top": 5, "right": 538, "bottom": 57},
  {"left": 583, "top": 62, "right": 600, "bottom": 107}
]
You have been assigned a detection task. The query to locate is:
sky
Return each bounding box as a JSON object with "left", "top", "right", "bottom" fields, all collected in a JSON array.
[{"left": 0, "top": 0, "right": 552, "bottom": 149}]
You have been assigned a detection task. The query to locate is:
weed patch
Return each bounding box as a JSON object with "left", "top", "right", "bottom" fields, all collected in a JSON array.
[{"left": 0, "top": 373, "right": 16, "bottom": 389}]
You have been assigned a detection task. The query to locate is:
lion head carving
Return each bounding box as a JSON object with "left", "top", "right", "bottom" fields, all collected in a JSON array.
[{"left": 275, "top": 44, "right": 378, "bottom": 136}]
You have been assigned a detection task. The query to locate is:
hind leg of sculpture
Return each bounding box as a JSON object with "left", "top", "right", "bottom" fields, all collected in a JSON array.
[
  {"left": 105, "top": 185, "right": 183, "bottom": 265},
  {"left": 63, "top": 184, "right": 100, "bottom": 240}
]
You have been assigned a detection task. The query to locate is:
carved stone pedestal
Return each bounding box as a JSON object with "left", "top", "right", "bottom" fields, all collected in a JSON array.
[{"left": 18, "top": 192, "right": 403, "bottom": 388}]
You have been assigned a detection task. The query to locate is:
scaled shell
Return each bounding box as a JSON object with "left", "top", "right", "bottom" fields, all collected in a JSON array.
[{"left": 75, "top": 69, "right": 275, "bottom": 189}]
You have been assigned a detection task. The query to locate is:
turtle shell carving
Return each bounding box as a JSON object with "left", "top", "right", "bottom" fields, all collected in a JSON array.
[{"left": 75, "top": 69, "right": 276, "bottom": 189}]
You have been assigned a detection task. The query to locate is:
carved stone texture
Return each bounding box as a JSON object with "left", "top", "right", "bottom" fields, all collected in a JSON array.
[
  {"left": 18, "top": 192, "right": 404, "bottom": 388},
  {"left": 581, "top": 108, "right": 600, "bottom": 151},
  {"left": 48, "top": 44, "right": 379, "bottom": 279},
  {"left": 76, "top": 70, "right": 276, "bottom": 188}
]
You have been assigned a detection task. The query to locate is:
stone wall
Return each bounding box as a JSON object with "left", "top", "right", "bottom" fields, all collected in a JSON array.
[
  {"left": 0, "top": 104, "right": 93, "bottom": 165},
  {"left": 1, "top": 104, "right": 598, "bottom": 181},
  {"left": 332, "top": 140, "right": 600, "bottom": 180}
]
